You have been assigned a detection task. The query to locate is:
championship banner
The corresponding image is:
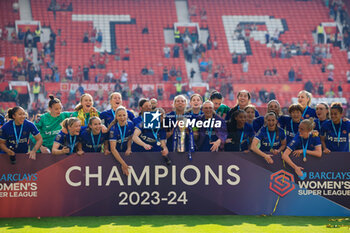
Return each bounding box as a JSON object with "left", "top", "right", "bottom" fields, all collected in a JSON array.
[{"left": 0, "top": 152, "right": 349, "bottom": 218}]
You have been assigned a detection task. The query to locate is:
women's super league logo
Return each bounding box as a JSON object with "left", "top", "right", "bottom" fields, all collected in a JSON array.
[{"left": 269, "top": 170, "right": 296, "bottom": 197}]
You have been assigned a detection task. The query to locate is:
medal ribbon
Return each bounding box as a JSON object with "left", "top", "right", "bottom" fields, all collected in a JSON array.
[
  {"left": 112, "top": 109, "right": 115, "bottom": 119},
  {"left": 239, "top": 130, "right": 245, "bottom": 152},
  {"left": 301, "top": 135, "right": 309, "bottom": 161},
  {"left": 290, "top": 119, "right": 297, "bottom": 136},
  {"left": 117, "top": 123, "right": 127, "bottom": 147},
  {"left": 302, "top": 106, "right": 309, "bottom": 119},
  {"left": 266, "top": 127, "right": 276, "bottom": 151},
  {"left": 68, "top": 132, "right": 76, "bottom": 154},
  {"left": 91, "top": 131, "right": 101, "bottom": 152},
  {"left": 13, "top": 121, "right": 23, "bottom": 146},
  {"left": 151, "top": 127, "right": 160, "bottom": 145},
  {"left": 331, "top": 119, "right": 342, "bottom": 147}
]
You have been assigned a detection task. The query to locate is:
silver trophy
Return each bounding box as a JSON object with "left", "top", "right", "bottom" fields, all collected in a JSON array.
[{"left": 175, "top": 117, "right": 187, "bottom": 153}]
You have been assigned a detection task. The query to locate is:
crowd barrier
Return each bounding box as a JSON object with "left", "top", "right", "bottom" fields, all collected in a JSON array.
[{"left": 0, "top": 152, "right": 349, "bottom": 217}]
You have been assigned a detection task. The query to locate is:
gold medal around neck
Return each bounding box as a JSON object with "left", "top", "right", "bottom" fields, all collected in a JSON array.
[
  {"left": 156, "top": 141, "right": 161, "bottom": 146},
  {"left": 303, "top": 157, "right": 307, "bottom": 162},
  {"left": 270, "top": 149, "right": 274, "bottom": 153}
]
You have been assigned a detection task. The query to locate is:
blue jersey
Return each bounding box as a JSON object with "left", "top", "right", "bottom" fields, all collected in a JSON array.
[
  {"left": 100, "top": 109, "right": 135, "bottom": 127},
  {"left": 279, "top": 115, "right": 300, "bottom": 144},
  {"left": 287, "top": 133, "right": 321, "bottom": 151},
  {"left": 321, "top": 120, "right": 350, "bottom": 152},
  {"left": 225, "top": 123, "right": 255, "bottom": 152},
  {"left": 54, "top": 131, "right": 80, "bottom": 153},
  {"left": 0, "top": 114, "right": 6, "bottom": 153},
  {"left": 314, "top": 119, "right": 327, "bottom": 132},
  {"left": 253, "top": 116, "right": 264, "bottom": 133},
  {"left": 132, "top": 122, "right": 166, "bottom": 152},
  {"left": 185, "top": 110, "right": 202, "bottom": 121},
  {"left": 198, "top": 126, "right": 219, "bottom": 152},
  {"left": 0, "top": 119, "right": 40, "bottom": 153},
  {"left": 0, "top": 114, "right": 5, "bottom": 127},
  {"left": 165, "top": 111, "right": 179, "bottom": 151},
  {"left": 255, "top": 126, "right": 286, "bottom": 152},
  {"left": 109, "top": 121, "right": 134, "bottom": 152},
  {"left": 79, "top": 127, "right": 109, "bottom": 152},
  {"left": 302, "top": 106, "right": 316, "bottom": 119},
  {"left": 132, "top": 115, "right": 143, "bottom": 128}
]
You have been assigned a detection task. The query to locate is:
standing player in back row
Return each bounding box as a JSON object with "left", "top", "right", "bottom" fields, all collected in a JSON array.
[
  {"left": 100, "top": 92, "right": 135, "bottom": 127},
  {"left": 71, "top": 93, "right": 100, "bottom": 126},
  {"left": 297, "top": 90, "right": 316, "bottom": 119},
  {"left": 226, "top": 90, "right": 259, "bottom": 121},
  {"left": 279, "top": 104, "right": 303, "bottom": 144},
  {"left": 34, "top": 95, "right": 72, "bottom": 153}
]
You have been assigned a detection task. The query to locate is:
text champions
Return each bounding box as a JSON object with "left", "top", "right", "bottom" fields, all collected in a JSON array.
[{"left": 65, "top": 165, "right": 240, "bottom": 187}]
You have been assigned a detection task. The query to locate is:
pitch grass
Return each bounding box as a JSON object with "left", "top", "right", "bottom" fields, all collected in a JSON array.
[{"left": 0, "top": 215, "right": 349, "bottom": 233}]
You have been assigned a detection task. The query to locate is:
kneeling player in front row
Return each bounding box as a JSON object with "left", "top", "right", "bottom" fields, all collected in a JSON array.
[
  {"left": 0, "top": 107, "right": 43, "bottom": 164},
  {"left": 282, "top": 118, "right": 322, "bottom": 176}
]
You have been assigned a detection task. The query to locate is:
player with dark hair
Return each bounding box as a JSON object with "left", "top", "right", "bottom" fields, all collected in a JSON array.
[
  {"left": 132, "top": 108, "right": 171, "bottom": 165},
  {"left": 314, "top": 102, "right": 329, "bottom": 132},
  {"left": 0, "top": 106, "right": 42, "bottom": 164},
  {"left": 132, "top": 98, "right": 152, "bottom": 126},
  {"left": 320, "top": 103, "right": 350, "bottom": 153},
  {"left": 251, "top": 112, "right": 286, "bottom": 164},
  {"left": 78, "top": 117, "right": 109, "bottom": 154},
  {"left": 210, "top": 91, "right": 230, "bottom": 119},
  {"left": 279, "top": 103, "right": 303, "bottom": 144},
  {"left": 34, "top": 95, "right": 72, "bottom": 153},
  {"left": 253, "top": 100, "right": 281, "bottom": 132},
  {"left": 225, "top": 109, "right": 254, "bottom": 152}
]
